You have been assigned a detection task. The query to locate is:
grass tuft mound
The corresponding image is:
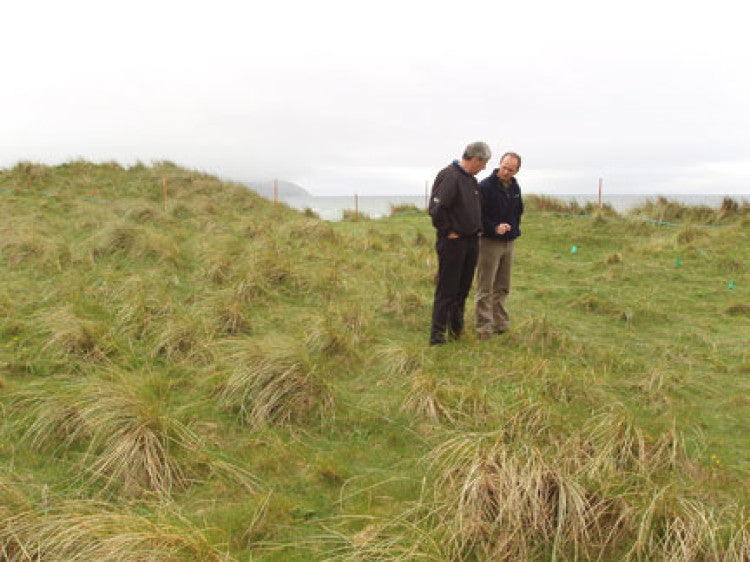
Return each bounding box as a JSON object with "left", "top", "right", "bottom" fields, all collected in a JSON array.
[
  {"left": 218, "top": 337, "right": 335, "bottom": 429},
  {"left": 1, "top": 161, "right": 747, "bottom": 560}
]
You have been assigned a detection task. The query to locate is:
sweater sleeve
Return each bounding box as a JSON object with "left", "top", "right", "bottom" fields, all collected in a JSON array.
[
  {"left": 514, "top": 187, "right": 524, "bottom": 229},
  {"left": 429, "top": 169, "right": 457, "bottom": 233},
  {"left": 479, "top": 181, "right": 497, "bottom": 236}
]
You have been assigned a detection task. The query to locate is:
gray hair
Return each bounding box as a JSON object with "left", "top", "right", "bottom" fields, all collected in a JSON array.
[{"left": 462, "top": 141, "right": 491, "bottom": 161}]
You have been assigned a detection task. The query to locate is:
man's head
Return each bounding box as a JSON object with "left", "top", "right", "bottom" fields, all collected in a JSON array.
[
  {"left": 461, "top": 141, "right": 491, "bottom": 176},
  {"left": 497, "top": 152, "right": 521, "bottom": 182}
]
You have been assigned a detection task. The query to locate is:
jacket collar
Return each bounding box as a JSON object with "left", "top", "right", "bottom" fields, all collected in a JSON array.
[
  {"left": 452, "top": 160, "right": 473, "bottom": 177},
  {"left": 486, "top": 169, "right": 518, "bottom": 189}
]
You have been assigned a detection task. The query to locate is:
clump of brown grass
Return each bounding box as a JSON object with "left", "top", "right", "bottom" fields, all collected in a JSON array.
[
  {"left": 372, "top": 344, "right": 422, "bottom": 379},
  {"left": 569, "top": 408, "right": 689, "bottom": 479},
  {"left": 122, "top": 202, "right": 159, "bottom": 224},
  {"left": 203, "top": 255, "right": 236, "bottom": 285},
  {"left": 11, "top": 161, "right": 51, "bottom": 182},
  {"left": 0, "top": 227, "right": 44, "bottom": 266},
  {"left": 113, "top": 276, "right": 174, "bottom": 338},
  {"left": 252, "top": 241, "right": 304, "bottom": 290},
  {"left": 212, "top": 292, "right": 252, "bottom": 335},
  {"left": 629, "top": 196, "right": 744, "bottom": 225},
  {"left": 218, "top": 338, "right": 335, "bottom": 429},
  {"left": 390, "top": 203, "right": 423, "bottom": 216},
  {"left": 231, "top": 273, "right": 269, "bottom": 304},
  {"left": 426, "top": 433, "right": 628, "bottom": 560},
  {"left": 511, "top": 315, "right": 567, "bottom": 349},
  {"left": 148, "top": 310, "right": 215, "bottom": 364},
  {"left": 677, "top": 223, "right": 710, "bottom": 244},
  {"left": 0, "top": 224, "right": 71, "bottom": 271},
  {"left": 86, "top": 222, "right": 180, "bottom": 264},
  {"left": 0, "top": 500, "right": 232, "bottom": 561},
  {"left": 37, "top": 307, "right": 108, "bottom": 361},
  {"left": 499, "top": 397, "right": 552, "bottom": 440},
  {"left": 13, "top": 382, "right": 91, "bottom": 451},
  {"left": 13, "top": 373, "right": 204, "bottom": 495},
  {"left": 305, "top": 304, "right": 368, "bottom": 359},
  {"left": 401, "top": 373, "right": 454, "bottom": 423},
  {"left": 277, "top": 218, "right": 338, "bottom": 245},
  {"left": 382, "top": 285, "right": 426, "bottom": 322},
  {"left": 629, "top": 489, "right": 749, "bottom": 561},
  {"left": 725, "top": 302, "right": 750, "bottom": 317},
  {"left": 0, "top": 472, "right": 32, "bottom": 518},
  {"left": 293, "top": 501, "right": 445, "bottom": 560},
  {"left": 194, "top": 233, "right": 245, "bottom": 285},
  {"left": 341, "top": 209, "right": 370, "bottom": 221}
]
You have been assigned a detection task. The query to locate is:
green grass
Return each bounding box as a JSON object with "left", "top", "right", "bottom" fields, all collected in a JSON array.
[{"left": 1, "top": 161, "right": 749, "bottom": 560}]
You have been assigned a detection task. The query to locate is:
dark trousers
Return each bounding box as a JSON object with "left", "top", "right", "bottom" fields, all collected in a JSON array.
[{"left": 430, "top": 235, "right": 479, "bottom": 345}]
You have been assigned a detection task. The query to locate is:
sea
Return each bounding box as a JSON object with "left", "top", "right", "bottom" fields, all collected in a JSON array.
[{"left": 277, "top": 194, "right": 747, "bottom": 222}]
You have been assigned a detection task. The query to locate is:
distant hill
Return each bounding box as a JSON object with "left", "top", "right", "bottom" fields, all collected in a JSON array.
[{"left": 244, "top": 179, "right": 310, "bottom": 197}]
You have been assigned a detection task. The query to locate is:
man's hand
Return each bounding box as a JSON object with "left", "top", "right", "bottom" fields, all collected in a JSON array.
[
  {"left": 495, "top": 223, "right": 512, "bottom": 235},
  {"left": 447, "top": 232, "right": 459, "bottom": 239}
]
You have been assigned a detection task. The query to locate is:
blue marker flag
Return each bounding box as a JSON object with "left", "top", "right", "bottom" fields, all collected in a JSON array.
[{"left": 571, "top": 245, "right": 577, "bottom": 254}]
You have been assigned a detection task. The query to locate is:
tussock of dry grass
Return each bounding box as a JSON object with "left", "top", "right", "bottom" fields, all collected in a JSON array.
[
  {"left": 427, "top": 433, "right": 629, "bottom": 560},
  {"left": 253, "top": 241, "right": 303, "bottom": 290},
  {"left": 725, "top": 302, "right": 750, "bottom": 317},
  {"left": 122, "top": 202, "right": 160, "bottom": 223},
  {"left": 401, "top": 374, "right": 453, "bottom": 424},
  {"left": 629, "top": 491, "right": 750, "bottom": 561},
  {"left": 677, "top": 223, "right": 710, "bottom": 244},
  {"left": 628, "top": 196, "right": 748, "bottom": 225},
  {"left": 203, "top": 256, "right": 237, "bottom": 285},
  {"left": 0, "top": 220, "right": 72, "bottom": 272},
  {"left": 113, "top": 276, "right": 174, "bottom": 338},
  {"left": 37, "top": 307, "right": 109, "bottom": 361},
  {"left": 382, "top": 285, "right": 426, "bottom": 322},
  {"left": 0, "top": 500, "right": 232, "bottom": 561},
  {"left": 148, "top": 311, "right": 215, "bottom": 364},
  {"left": 511, "top": 315, "right": 567, "bottom": 349},
  {"left": 212, "top": 292, "right": 252, "bottom": 336},
  {"left": 13, "top": 374, "right": 204, "bottom": 495},
  {"left": 0, "top": 473, "right": 32, "bottom": 518},
  {"left": 372, "top": 344, "right": 422, "bottom": 379},
  {"left": 218, "top": 338, "right": 335, "bottom": 429},
  {"left": 86, "top": 222, "right": 181, "bottom": 264},
  {"left": 570, "top": 409, "right": 690, "bottom": 479},
  {"left": 305, "top": 304, "right": 367, "bottom": 358}
]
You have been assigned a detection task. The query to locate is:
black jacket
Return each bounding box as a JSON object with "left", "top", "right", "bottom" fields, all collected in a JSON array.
[
  {"left": 479, "top": 170, "right": 523, "bottom": 241},
  {"left": 428, "top": 162, "right": 482, "bottom": 237}
]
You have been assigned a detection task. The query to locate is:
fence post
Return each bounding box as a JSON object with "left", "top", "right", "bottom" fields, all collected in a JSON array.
[
  {"left": 163, "top": 178, "right": 167, "bottom": 211},
  {"left": 425, "top": 179, "right": 429, "bottom": 210},
  {"left": 355, "top": 193, "right": 359, "bottom": 222},
  {"left": 274, "top": 179, "right": 278, "bottom": 208},
  {"left": 598, "top": 178, "right": 603, "bottom": 210}
]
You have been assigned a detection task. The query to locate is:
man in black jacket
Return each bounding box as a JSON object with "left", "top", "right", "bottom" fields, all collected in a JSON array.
[
  {"left": 428, "top": 141, "right": 491, "bottom": 345},
  {"left": 475, "top": 152, "right": 523, "bottom": 339}
]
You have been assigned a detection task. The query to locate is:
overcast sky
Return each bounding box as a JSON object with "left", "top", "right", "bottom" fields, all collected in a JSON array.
[{"left": 3, "top": 0, "right": 749, "bottom": 195}]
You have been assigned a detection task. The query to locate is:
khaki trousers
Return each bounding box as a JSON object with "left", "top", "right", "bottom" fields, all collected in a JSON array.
[{"left": 474, "top": 238, "right": 514, "bottom": 335}]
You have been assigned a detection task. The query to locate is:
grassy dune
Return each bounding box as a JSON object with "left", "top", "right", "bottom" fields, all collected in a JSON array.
[{"left": 1, "top": 161, "right": 748, "bottom": 560}]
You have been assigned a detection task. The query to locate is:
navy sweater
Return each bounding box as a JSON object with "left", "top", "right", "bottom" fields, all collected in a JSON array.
[{"left": 479, "top": 170, "right": 523, "bottom": 241}]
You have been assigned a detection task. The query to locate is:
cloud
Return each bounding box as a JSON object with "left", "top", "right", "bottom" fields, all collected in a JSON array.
[{"left": 2, "top": 0, "right": 749, "bottom": 195}]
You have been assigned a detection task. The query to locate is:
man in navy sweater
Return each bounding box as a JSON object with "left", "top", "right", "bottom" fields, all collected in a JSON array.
[
  {"left": 428, "top": 141, "right": 491, "bottom": 346},
  {"left": 475, "top": 152, "right": 524, "bottom": 339}
]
